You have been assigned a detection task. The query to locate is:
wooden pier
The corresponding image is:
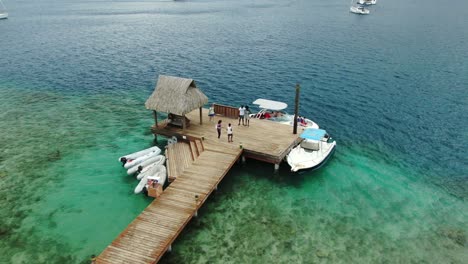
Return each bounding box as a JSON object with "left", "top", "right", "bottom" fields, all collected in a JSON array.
[
  {"left": 96, "top": 74, "right": 309, "bottom": 263},
  {"left": 97, "top": 138, "right": 242, "bottom": 263}
]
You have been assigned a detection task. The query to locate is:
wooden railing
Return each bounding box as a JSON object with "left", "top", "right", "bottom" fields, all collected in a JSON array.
[{"left": 214, "top": 103, "right": 239, "bottom": 119}]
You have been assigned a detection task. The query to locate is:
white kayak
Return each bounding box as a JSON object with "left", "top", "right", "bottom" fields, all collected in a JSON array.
[
  {"left": 127, "top": 155, "right": 165, "bottom": 175},
  {"left": 134, "top": 165, "right": 167, "bottom": 194},
  {"left": 118, "top": 146, "right": 161, "bottom": 164},
  {"left": 123, "top": 150, "right": 161, "bottom": 169}
]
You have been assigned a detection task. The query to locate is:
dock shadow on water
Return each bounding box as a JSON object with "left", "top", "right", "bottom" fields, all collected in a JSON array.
[{"left": 159, "top": 146, "right": 467, "bottom": 264}]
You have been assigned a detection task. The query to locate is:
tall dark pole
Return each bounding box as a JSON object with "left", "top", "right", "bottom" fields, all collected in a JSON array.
[{"left": 293, "top": 83, "right": 300, "bottom": 134}]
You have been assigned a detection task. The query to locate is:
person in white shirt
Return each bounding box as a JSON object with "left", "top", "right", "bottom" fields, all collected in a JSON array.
[
  {"left": 227, "top": 123, "right": 233, "bottom": 142},
  {"left": 244, "top": 105, "right": 250, "bottom": 127},
  {"left": 238, "top": 105, "right": 245, "bottom": 126}
]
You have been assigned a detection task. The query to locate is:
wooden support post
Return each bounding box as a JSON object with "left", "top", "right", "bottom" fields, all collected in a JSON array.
[
  {"left": 274, "top": 163, "right": 280, "bottom": 172},
  {"left": 167, "top": 244, "right": 172, "bottom": 253},
  {"left": 153, "top": 110, "right": 158, "bottom": 127},
  {"left": 241, "top": 155, "right": 246, "bottom": 164},
  {"left": 199, "top": 107, "right": 203, "bottom": 125},
  {"left": 293, "top": 83, "right": 300, "bottom": 134},
  {"left": 153, "top": 110, "right": 158, "bottom": 142},
  {"left": 215, "top": 185, "right": 218, "bottom": 191},
  {"left": 194, "top": 210, "right": 198, "bottom": 217}
]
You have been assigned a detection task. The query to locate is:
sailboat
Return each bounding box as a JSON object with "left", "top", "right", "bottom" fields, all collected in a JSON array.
[{"left": 0, "top": 0, "right": 8, "bottom": 19}]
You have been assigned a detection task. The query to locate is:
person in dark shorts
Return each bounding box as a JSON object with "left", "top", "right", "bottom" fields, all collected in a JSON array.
[
  {"left": 216, "top": 120, "right": 222, "bottom": 138},
  {"left": 238, "top": 105, "right": 245, "bottom": 125}
]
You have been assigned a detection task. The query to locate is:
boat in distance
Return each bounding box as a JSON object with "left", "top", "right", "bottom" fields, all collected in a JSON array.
[
  {"left": 350, "top": 6, "right": 370, "bottom": 15},
  {"left": 0, "top": 0, "right": 7, "bottom": 19},
  {"left": 357, "top": 0, "right": 377, "bottom": 5}
]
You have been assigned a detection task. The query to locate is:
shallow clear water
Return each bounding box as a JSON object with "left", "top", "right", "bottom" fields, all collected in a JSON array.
[{"left": 0, "top": 0, "right": 467, "bottom": 263}]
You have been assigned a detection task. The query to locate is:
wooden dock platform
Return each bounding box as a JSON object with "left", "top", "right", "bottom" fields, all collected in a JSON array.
[
  {"left": 97, "top": 106, "right": 303, "bottom": 263},
  {"left": 154, "top": 107, "right": 303, "bottom": 165},
  {"left": 97, "top": 139, "right": 242, "bottom": 263}
]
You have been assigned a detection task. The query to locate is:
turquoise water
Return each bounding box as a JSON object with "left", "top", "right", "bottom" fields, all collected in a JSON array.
[{"left": 0, "top": 0, "right": 467, "bottom": 263}]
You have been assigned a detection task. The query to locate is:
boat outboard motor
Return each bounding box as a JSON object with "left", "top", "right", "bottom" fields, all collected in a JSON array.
[
  {"left": 120, "top": 157, "right": 128, "bottom": 166},
  {"left": 136, "top": 165, "right": 143, "bottom": 174}
]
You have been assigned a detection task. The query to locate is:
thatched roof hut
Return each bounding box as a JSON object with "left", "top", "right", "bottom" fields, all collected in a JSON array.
[
  {"left": 145, "top": 75, "right": 208, "bottom": 128},
  {"left": 145, "top": 75, "right": 208, "bottom": 115}
]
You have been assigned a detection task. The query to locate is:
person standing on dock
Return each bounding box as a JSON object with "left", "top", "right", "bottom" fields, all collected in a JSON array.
[
  {"left": 244, "top": 105, "right": 250, "bottom": 127},
  {"left": 227, "top": 123, "right": 233, "bottom": 142},
  {"left": 208, "top": 103, "right": 215, "bottom": 122},
  {"left": 216, "top": 120, "right": 222, "bottom": 138},
  {"left": 238, "top": 105, "right": 245, "bottom": 125}
]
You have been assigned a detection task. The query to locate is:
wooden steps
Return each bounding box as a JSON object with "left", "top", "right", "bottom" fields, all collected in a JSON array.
[{"left": 166, "top": 138, "right": 205, "bottom": 182}]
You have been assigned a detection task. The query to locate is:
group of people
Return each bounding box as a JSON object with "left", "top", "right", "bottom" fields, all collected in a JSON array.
[
  {"left": 297, "top": 116, "right": 308, "bottom": 125},
  {"left": 209, "top": 104, "right": 252, "bottom": 143},
  {"left": 238, "top": 105, "right": 250, "bottom": 126},
  {"left": 215, "top": 120, "right": 233, "bottom": 142}
]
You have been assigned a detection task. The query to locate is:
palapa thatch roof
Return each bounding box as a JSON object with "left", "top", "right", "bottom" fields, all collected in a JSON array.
[{"left": 145, "top": 75, "right": 208, "bottom": 116}]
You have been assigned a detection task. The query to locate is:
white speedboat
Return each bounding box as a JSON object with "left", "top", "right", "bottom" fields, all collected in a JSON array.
[
  {"left": 250, "top": 98, "right": 319, "bottom": 129},
  {"left": 0, "top": 0, "right": 7, "bottom": 19},
  {"left": 358, "top": 0, "right": 377, "bottom": 5},
  {"left": 134, "top": 165, "right": 167, "bottom": 194},
  {"left": 118, "top": 146, "right": 161, "bottom": 165},
  {"left": 350, "top": 5, "right": 370, "bottom": 14},
  {"left": 127, "top": 154, "right": 165, "bottom": 175},
  {"left": 286, "top": 128, "right": 336, "bottom": 172}
]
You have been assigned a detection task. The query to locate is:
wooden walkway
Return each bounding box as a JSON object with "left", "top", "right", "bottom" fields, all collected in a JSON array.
[{"left": 97, "top": 139, "right": 242, "bottom": 264}]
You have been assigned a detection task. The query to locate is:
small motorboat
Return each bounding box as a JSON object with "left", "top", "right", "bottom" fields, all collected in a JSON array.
[
  {"left": 136, "top": 162, "right": 165, "bottom": 180},
  {"left": 350, "top": 5, "right": 370, "bottom": 15},
  {"left": 123, "top": 149, "right": 161, "bottom": 169},
  {"left": 250, "top": 98, "right": 319, "bottom": 129},
  {"left": 357, "top": 0, "right": 377, "bottom": 5},
  {"left": 134, "top": 165, "right": 167, "bottom": 194},
  {"left": 127, "top": 154, "right": 165, "bottom": 175},
  {"left": 118, "top": 146, "right": 161, "bottom": 165},
  {"left": 286, "top": 128, "right": 336, "bottom": 172},
  {"left": 0, "top": 0, "right": 7, "bottom": 19}
]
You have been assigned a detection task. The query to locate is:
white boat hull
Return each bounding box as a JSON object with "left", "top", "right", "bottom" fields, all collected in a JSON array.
[
  {"left": 350, "top": 6, "right": 370, "bottom": 14},
  {"left": 123, "top": 150, "right": 161, "bottom": 169},
  {"left": 358, "top": 0, "right": 377, "bottom": 5},
  {"left": 134, "top": 166, "right": 167, "bottom": 194},
  {"left": 0, "top": 12, "right": 7, "bottom": 19},
  {"left": 136, "top": 163, "right": 165, "bottom": 180},
  {"left": 118, "top": 146, "right": 161, "bottom": 163},
  {"left": 127, "top": 155, "right": 165, "bottom": 175},
  {"left": 287, "top": 141, "right": 336, "bottom": 172}
]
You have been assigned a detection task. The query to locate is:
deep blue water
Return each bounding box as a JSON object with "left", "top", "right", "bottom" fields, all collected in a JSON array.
[{"left": 0, "top": 0, "right": 467, "bottom": 263}]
